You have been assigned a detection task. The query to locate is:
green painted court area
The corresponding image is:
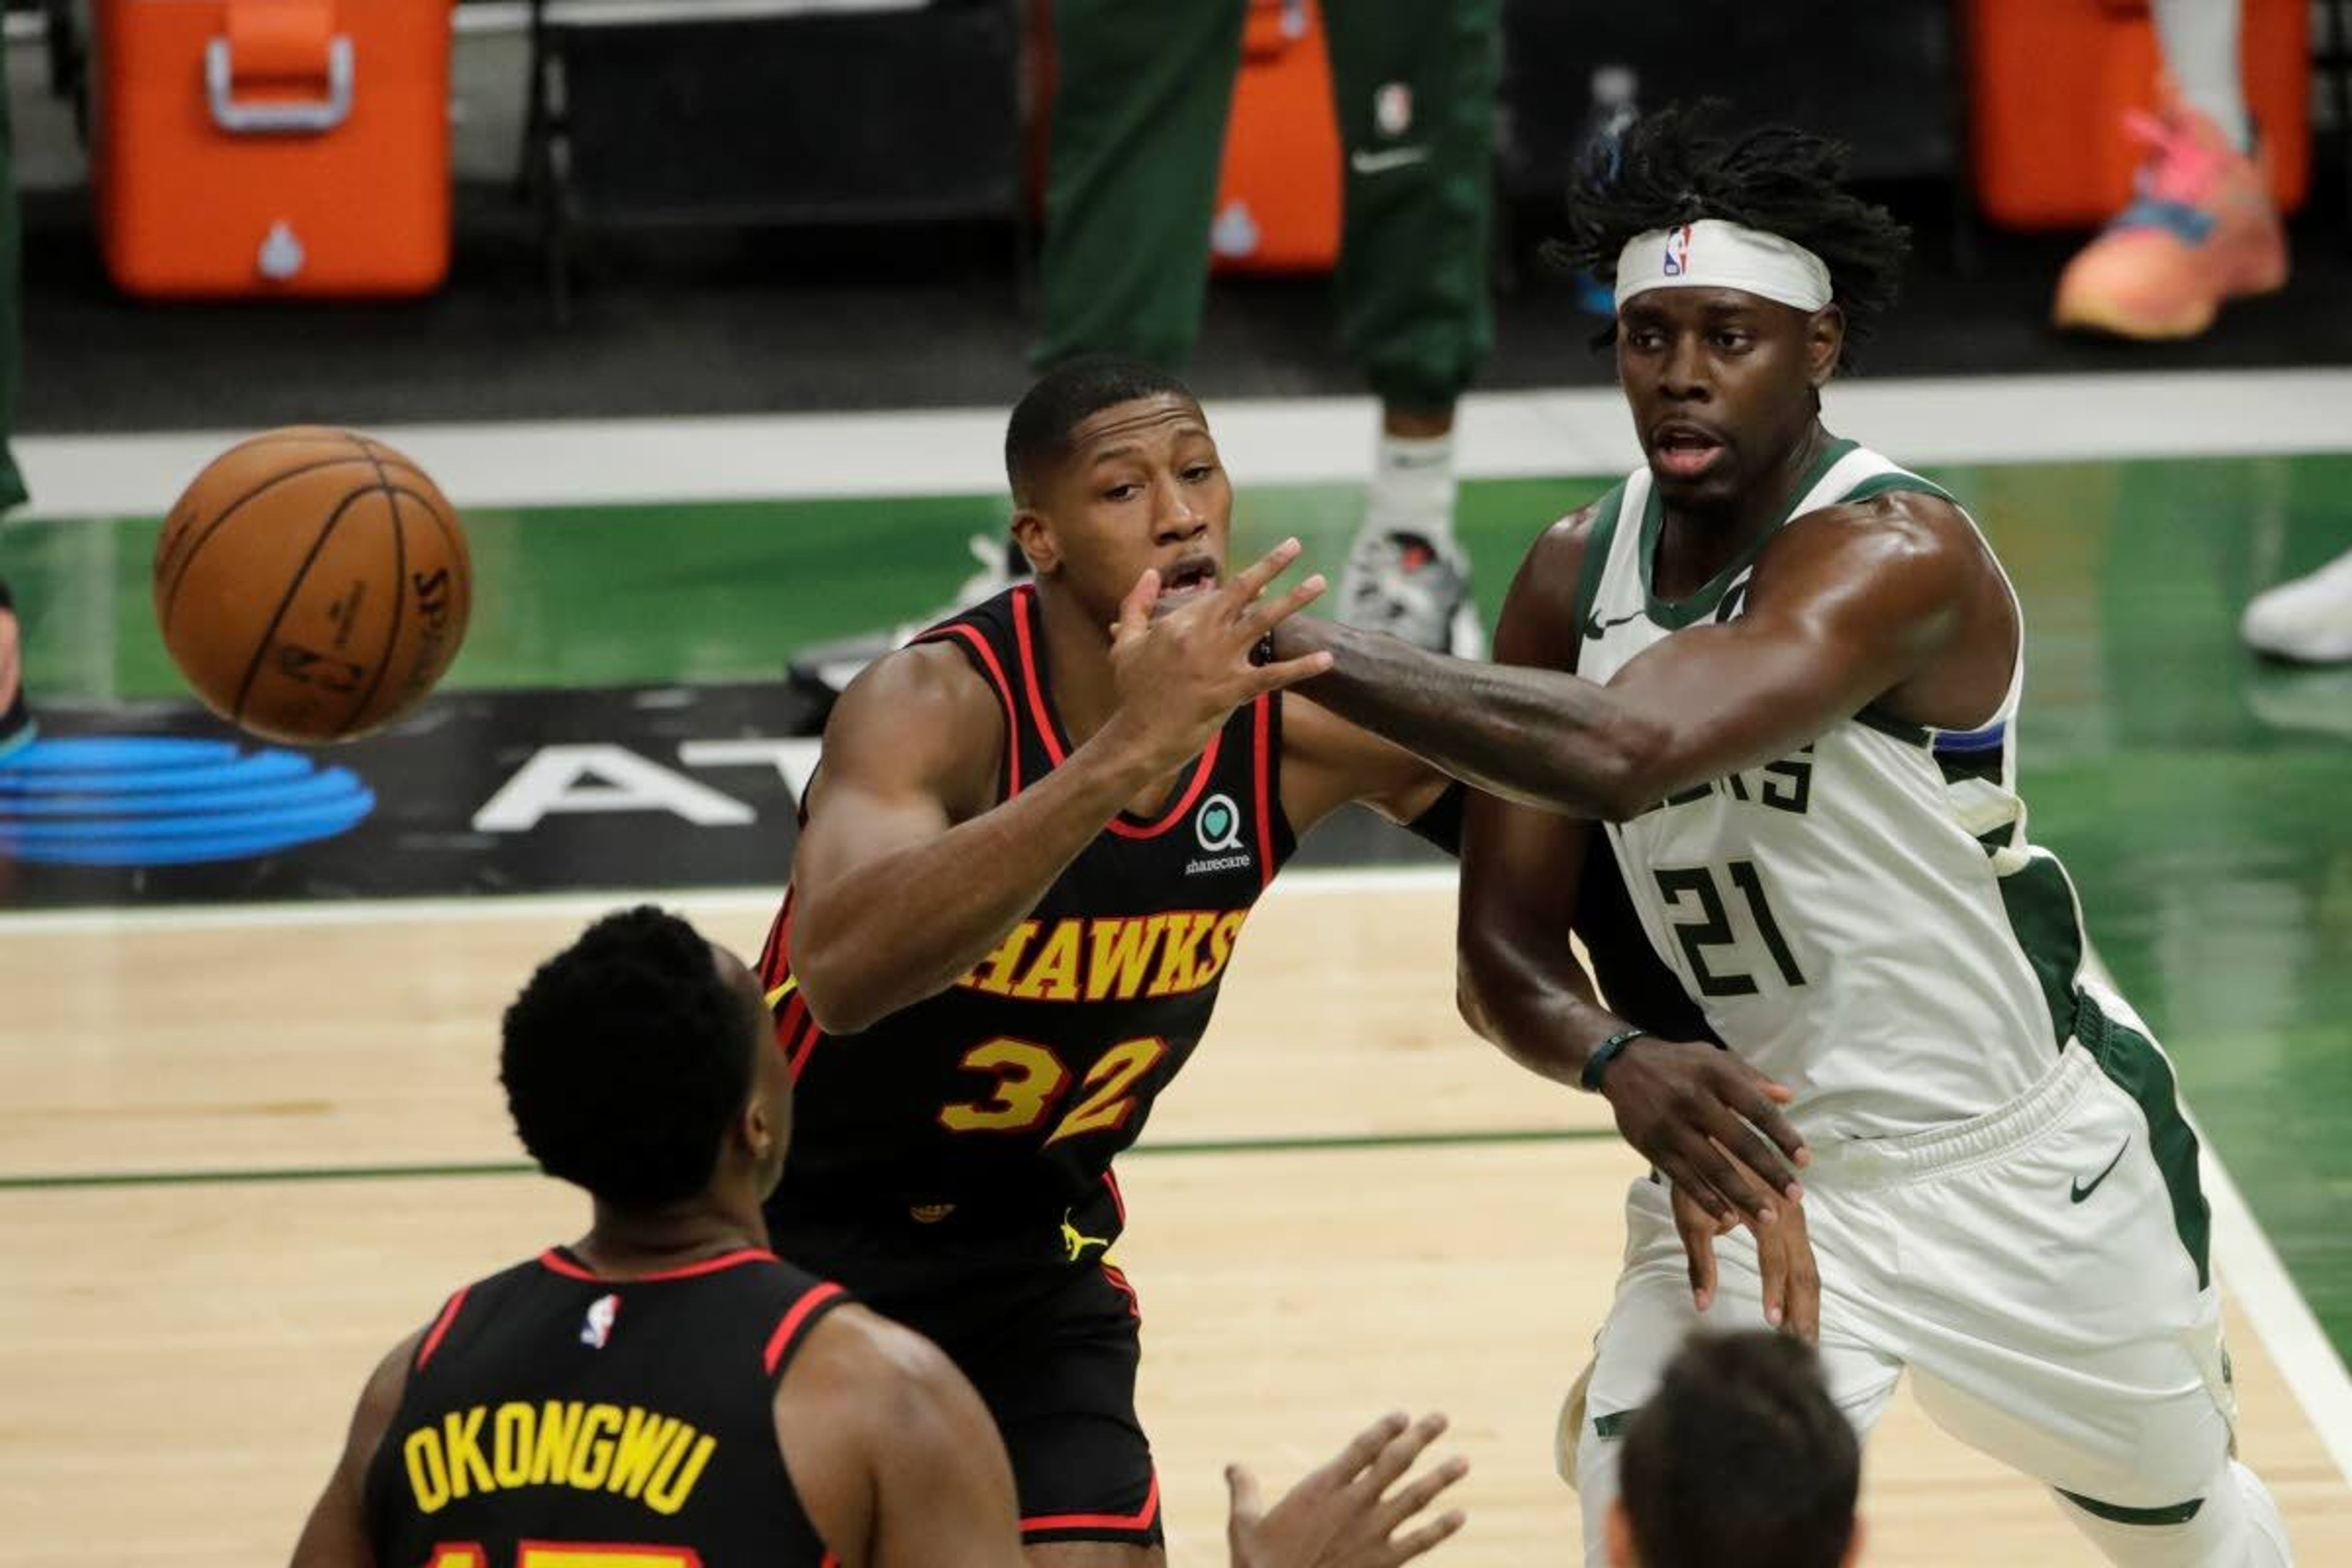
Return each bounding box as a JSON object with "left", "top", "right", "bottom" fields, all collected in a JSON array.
[{"left": 7, "top": 449, "right": 2352, "bottom": 1352}]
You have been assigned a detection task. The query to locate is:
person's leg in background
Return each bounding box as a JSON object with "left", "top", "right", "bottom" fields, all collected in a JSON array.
[
  {"left": 2053, "top": 0, "right": 2287, "bottom": 340},
  {"left": 783, "top": 2, "right": 1246, "bottom": 704},
  {"left": 1321, "top": 0, "right": 1501, "bottom": 656},
  {"left": 1032, "top": 0, "right": 1246, "bottom": 375}
]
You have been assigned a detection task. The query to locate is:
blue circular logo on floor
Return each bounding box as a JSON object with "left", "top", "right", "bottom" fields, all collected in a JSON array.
[{"left": 0, "top": 736, "right": 375, "bottom": 867}]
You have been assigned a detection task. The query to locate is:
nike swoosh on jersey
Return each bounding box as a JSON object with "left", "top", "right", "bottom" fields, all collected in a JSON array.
[
  {"left": 1349, "top": 146, "right": 1431, "bottom": 175},
  {"left": 1583, "top": 606, "right": 1646, "bottom": 639},
  {"left": 2070, "top": 1139, "right": 2130, "bottom": 1202}
]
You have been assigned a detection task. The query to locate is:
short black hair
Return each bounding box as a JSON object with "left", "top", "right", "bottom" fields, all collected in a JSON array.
[
  {"left": 1619, "top": 1332, "right": 1860, "bottom": 1568},
  {"left": 1553, "top": 101, "right": 1910, "bottom": 347},
  {"left": 1006, "top": 355, "right": 1199, "bottom": 502},
  {"left": 501, "top": 905, "right": 755, "bottom": 1208}
]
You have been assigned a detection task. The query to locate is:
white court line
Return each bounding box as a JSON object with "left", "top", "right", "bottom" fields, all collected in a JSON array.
[
  {"left": 2082, "top": 949, "right": 2352, "bottom": 1485},
  {"left": 16, "top": 370, "right": 2352, "bottom": 519},
  {"left": 2203, "top": 1139, "right": 2352, "bottom": 1482}
]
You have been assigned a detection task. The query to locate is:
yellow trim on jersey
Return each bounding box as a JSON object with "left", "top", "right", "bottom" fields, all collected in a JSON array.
[{"left": 763, "top": 976, "right": 797, "bottom": 1010}]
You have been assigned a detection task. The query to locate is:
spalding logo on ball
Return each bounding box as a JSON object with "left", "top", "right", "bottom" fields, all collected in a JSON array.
[{"left": 154, "top": 427, "right": 472, "bottom": 745}]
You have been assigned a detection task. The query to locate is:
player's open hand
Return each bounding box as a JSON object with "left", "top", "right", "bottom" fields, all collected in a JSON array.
[
  {"left": 1226, "top": 1412, "right": 1468, "bottom": 1568},
  {"left": 1671, "top": 1177, "right": 1821, "bottom": 1344},
  {"left": 1599, "top": 1036, "right": 1809, "bottom": 1229},
  {"left": 1106, "top": 537, "right": 1332, "bottom": 775}
]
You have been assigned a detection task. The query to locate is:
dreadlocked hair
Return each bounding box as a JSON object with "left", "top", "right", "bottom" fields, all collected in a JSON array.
[{"left": 1552, "top": 102, "right": 1910, "bottom": 346}]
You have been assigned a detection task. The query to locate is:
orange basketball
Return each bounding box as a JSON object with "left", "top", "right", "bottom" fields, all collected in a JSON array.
[{"left": 153, "top": 427, "right": 472, "bottom": 745}]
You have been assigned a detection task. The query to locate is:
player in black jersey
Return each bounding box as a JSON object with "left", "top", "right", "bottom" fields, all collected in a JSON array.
[
  {"left": 290, "top": 907, "right": 1469, "bottom": 1568},
  {"left": 758, "top": 357, "right": 1479, "bottom": 1562}
]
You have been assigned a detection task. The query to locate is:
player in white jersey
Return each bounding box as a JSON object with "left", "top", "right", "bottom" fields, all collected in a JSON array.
[{"left": 1268, "top": 105, "right": 2291, "bottom": 1567}]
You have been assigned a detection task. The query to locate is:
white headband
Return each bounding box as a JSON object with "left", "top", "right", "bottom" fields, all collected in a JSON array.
[{"left": 1615, "top": 220, "right": 1833, "bottom": 313}]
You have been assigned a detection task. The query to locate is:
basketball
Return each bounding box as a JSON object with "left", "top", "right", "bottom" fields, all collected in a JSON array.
[{"left": 152, "top": 427, "right": 472, "bottom": 745}]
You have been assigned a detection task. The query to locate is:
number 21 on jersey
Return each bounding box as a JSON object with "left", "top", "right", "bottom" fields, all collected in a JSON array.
[{"left": 1653, "top": 859, "right": 1808, "bottom": 998}]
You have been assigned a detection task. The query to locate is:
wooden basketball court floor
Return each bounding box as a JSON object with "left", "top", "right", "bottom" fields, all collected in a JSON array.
[{"left": 6, "top": 874, "right": 2350, "bottom": 1567}]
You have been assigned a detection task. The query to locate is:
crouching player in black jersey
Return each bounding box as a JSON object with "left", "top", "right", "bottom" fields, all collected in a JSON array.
[
  {"left": 758, "top": 357, "right": 1490, "bottom": 1565},
  {"left": 288, "top": 908, "right": 1468, "bottom": 1568}
]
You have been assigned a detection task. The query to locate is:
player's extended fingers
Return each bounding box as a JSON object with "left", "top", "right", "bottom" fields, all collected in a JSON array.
[
  {"left": 1727, "top": 1065, "right": 1812, "bottom": 1172},
  {"left": 1677, "top": 1119, "right": 1784, "bottom": 1227},
  {"left": 1240, "top": 572, "right": 1329, "bottom": 638},
  {"left": 1774, "top": 1205, "right": 1823, "bottom": 1344},
  {"left": 1224, "top": 1463, "right": 1267, "bottom": 1531},
  {"left": 1115, "top": 568, "right": 1163, "bottom": 644},
  {"left": 1698, "top": 1093, "right": 1803, "bottom": 1205},
  {"left": 1384, "top": 1506, "right": 1469, "bottom": 1566},
  {"left": 1360, "top": 1412, "right": 1450, "bottom": 1499},
  {"left": 1248, "top": 648, "right": 1336, "bottom": 696},
  {"left": 1653, "top": 1146, "right": 1742, "bottom": 1228},
  {"left": 1374, "top": 1452, "right": 1471, "bottom": 1537},
  {"left": 1223, "top": 536, "right": 1306, "bottom": 607},
  {"left": 1671, "top": 1187, "right": 1719, "bottom": 1313},
  {"left": 1751, "top": 1202, "right": 1792, "bottom": 1332},
  {"left": 1313, "top": 1411, "right": 1413, "bottom": 1492}
]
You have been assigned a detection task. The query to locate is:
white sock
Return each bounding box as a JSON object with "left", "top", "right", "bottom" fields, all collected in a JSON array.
[
  {"left": 1363, "top": 431, "right": 1458, "bottom": 548},
  {"left": 2151, "top": 0, "right": 2253, "bottom": 153}
]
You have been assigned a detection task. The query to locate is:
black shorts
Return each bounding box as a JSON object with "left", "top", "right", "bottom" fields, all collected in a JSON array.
[{"left": 773, "top": 1207, "right": 1161, "bottom": 1547}]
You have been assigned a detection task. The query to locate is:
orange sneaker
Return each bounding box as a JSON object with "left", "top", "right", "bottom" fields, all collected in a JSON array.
[{"left": 2052, "top": 98, "right": 2288, "bottom": 340}]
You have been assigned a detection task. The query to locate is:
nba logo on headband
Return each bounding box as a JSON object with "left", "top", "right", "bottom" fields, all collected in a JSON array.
[{"left": 1662, "top": 225, "right": 1693, "bottom": 277}]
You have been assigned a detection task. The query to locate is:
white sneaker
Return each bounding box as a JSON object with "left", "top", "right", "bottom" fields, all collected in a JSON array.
[
  {"left": 1335, "top": 529, "right": 1485, "bottom": 657},
  {"left": 788, "top": 534, "right": 1018, "bottom": 703},
  {"left": 2242, "top": 548, "right": 2352, "bottom": 663}
]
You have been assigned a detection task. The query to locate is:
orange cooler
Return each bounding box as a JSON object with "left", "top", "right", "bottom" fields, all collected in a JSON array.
[
  {"left": 94, "top": 0, "right": 453, "bottom": 298},
  {"left": 1968, "top": 0, "right": 2310, "bottom": 228},
  {"left": 1208, "top": 0, "right": 1343, "bottom": 275}
]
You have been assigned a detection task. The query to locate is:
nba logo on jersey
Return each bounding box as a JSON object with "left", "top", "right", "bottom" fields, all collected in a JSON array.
[
  {"left": 580, "top": 1293, "right": 619, "bottom": 1349},
  {"left": 1663, "top": 225, "right": 1693, "bottom": 277}
]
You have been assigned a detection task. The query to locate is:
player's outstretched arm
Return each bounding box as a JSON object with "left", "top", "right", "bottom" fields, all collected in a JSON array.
[
  {"left": 1227, "top": 1412, "right": 1469, "bottom": 1568},
  {"left": 778, "top": 1305, "right": 1026, "bottom": 1568},
  {"left": 793, "top": 540, "right": 1329, "bottom": 1033},
  {"left": 288, "top": 1331, "right": 420, "bottom": 1568},
  {"left": 1268, "top": 497, "right": 1995, "bottom": 821}
]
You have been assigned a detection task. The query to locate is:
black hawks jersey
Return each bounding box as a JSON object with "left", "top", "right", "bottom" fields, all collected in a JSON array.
[
  {"left": 758, "top": 584, "right": 1295, "bottom": 1267},
  {"left": 364, "top": 1247, "right": 848, "bottom": 1568}
]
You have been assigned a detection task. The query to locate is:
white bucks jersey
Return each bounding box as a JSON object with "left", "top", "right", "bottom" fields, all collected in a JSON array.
[{"left": 1579, "top": 440, "right": 2094, "bottom": 1142}]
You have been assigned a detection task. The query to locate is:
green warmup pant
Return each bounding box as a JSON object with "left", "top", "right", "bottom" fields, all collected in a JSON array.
[
  {"left": 0, "top": 24, "right": 26, "bottom": 515},
  {"left": 1035, "top": 0, "right": 1500, "bottom": 413}
]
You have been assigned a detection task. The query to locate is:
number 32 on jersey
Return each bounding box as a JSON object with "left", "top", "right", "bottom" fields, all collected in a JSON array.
[{"left": 937, "top": 1035, "right": 1169, "bottom": 1145}]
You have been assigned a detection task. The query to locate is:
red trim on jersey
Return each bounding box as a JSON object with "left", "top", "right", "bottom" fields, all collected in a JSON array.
[
  {"left": 1101, "top": 1262, "right": 1141, "bottom": 1322},
  {"left": 1102, "top": 1168, "right": 1126, "bottom": 1224},
  {"left": 415, "top": 1286, "right": 470, "bottom": 1371},
  {"left": 787, "top": 1016, "right": 824, "bottom": 1081},
  {"left": 537, "top": 1248, "right": 600, "bottom": 1281},
  {"left": 774, "top": 989, "right": 809, "bottom": 1060},
  {"left": 1010, "top": 585, "right": 1069, "bottom": 766},
  {"left": 518, "top": 1543, "right": 704, "bottom": 1566},
  {"left": 1250, "top": 694, "right": 1275, "bottom": 888},
  {"left": 536, "top": 1247, "right": 777, "bottom": 1284},
  {"left": 763, "top": 1281, "right": 850, "bottom": 1374},
  {"left": 818, "top": 1556, "right": 839, "bottom": 1568},
  {"left": 1022, "top": 1472, "right": 1161, "bottom": 1535},
  {"left": 1011, "top": 582, "right": 1222, "bottom": 840},
  {"left": 1105, "top": 731, "right": 1221, "bottom": 840},
  {"left": 759, "top": 889, "right": 796, "bottom": 990},
  {"left": 921, "top": 622, "right": 1025, "bottom": 796}
]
